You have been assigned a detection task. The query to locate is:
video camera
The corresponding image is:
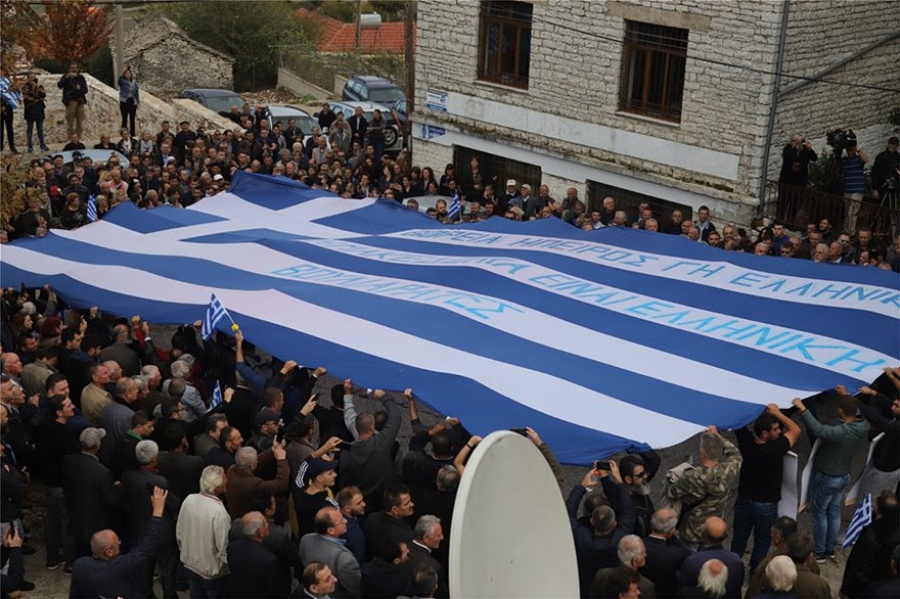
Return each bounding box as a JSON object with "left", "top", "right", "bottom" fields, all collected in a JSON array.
[{"left": 826, "top": 129, "right": 857, "bottom": 152}]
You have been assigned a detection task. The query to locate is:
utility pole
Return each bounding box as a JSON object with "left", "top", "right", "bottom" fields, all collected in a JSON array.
[
  {"left": 114, "top": 3, "right": 123, "bottom": 88},
  {"left": 355, "top": 0, "right": 362, "bottom": 54},
  {"left": 404, "top": 0, "right": 415, "bottom": 162}
]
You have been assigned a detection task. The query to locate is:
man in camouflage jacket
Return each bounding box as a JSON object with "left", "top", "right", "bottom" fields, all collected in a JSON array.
[{"left": 664, "top": 426, "right": 743, "bottom": 547}]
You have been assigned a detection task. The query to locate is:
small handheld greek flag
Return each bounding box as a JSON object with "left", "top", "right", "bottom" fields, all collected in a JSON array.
[
  {"left": 209, "top": 380, "right": 223, "bottom": 410},
  {"left": 842, "top": 493, "right": 872, "bottom": 549},
  {"left": 447, "top": 191, "right": 461, "bottom": 221},
  {"left": 86, "top": 195, "right": 97, "bottom": 222},
  {"left": 201, "top": 293, "right": 229, "bottom": 340}
]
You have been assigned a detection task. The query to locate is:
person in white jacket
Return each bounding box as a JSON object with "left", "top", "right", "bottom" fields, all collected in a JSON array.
[{"left": 176, "top": 465, "right": 231, "bottom": 596}]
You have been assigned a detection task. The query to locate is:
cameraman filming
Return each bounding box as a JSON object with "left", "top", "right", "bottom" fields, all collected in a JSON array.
[
  {"left": 872, "top": 136, "right": 900, "bottom": 235},
  {"left": 778, "top": 134, "right": 817, "bottom": 222},
  {"left": 840, "top": 135, "right": 868, "bottom": 235}
]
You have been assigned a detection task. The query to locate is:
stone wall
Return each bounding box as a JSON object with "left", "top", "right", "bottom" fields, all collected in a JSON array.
[
  {"left": 277, "top": 68, "right": 331, "bottom": 101},
  {"left": 415, "top": 0, "right": 783, "bottom": 216},
  {"left": 767, "top": 0, "right": 900, "bottom": 182},
  {"left": 5, "top": 71, "right": 236, "bottom": 151},
  {"left": 131, "top": 38, "right": 234, "bottom": 99},
  {"left": 111, "top": 15, "right": 235, "bottom": 99},
  {"left": 414, "top": 0, "right": 898, "bottom": 225}
]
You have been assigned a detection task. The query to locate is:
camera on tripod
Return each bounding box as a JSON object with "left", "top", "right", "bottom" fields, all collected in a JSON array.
[{"left": 826, "top": 129, "right": 857, "bottom": 152}]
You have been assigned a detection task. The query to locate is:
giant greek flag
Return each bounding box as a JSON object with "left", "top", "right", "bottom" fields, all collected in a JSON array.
[{"left": 3, "top": 173, "right": 898, "bottom": 463}]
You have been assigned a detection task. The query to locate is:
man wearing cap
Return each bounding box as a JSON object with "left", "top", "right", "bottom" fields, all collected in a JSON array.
[
  {"left": 501, "top": 179, "right": 520, "bottom": 213},
  {"left": 294, "top": 447, "right": 343, "bottom": 537},
  {"left": 249, "top": 408, "right": 280, "bottom": 454},
  {"left": 225, "top": 439, "right": 290, "bottom": 520},
  {"left": 299, "top": 506, "right": 362, "bottom": 597},
  {"left": 63, "top": 427, "right": 124, "bottom": 559}
]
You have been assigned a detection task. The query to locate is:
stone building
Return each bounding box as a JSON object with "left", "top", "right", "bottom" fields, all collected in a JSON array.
[
  {"left": 411, "top": 0, "right": 899, "bottom": 226},
  {"left": 111, "top": 16, "right": 235, "bottom": 99}
]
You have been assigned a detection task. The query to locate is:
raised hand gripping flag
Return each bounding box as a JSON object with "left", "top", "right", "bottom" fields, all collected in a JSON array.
[
  {"left": 209, "top": 380, "right": 223, "bottom": 411},
  {"left": 842, "top": 492, "right": 872, "bottom": 548},
  {"left": 2, "top": 172, "right": 897, "bottom": 464},
  {"left": 86, "top": 195, "right": 97, "bottom": 223},
  {"left": 447, "top": 191, "right": 461, "bottom": 222},
  {"left": 201, "top": 293, "right": 229, "bottom": 340}
]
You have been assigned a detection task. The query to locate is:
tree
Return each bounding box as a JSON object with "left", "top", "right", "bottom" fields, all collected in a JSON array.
[
  {"left": 27, "top": 1, "right": 110, "bottom": 66},
  {"left": 0, "top": 0, "right": 38, "bottom": 73},
  {"left": 157, "top": 1, "right": 319, "bottom": 92}
]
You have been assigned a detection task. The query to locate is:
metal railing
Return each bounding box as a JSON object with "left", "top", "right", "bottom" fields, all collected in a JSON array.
[{"left": 760, "top": 181, "right": 899, "bottom": 241}]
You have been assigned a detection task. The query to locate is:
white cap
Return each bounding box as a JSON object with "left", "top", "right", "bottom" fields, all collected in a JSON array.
[
  {"left": 506, "top": 179, "right": 516, "bottom": 187},
  {"left": 213, "top": 174, "right": 224, "bottom": 181}
]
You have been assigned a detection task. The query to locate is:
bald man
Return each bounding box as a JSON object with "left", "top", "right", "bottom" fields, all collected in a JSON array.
[
  {"left": 69, "top": 487, "right": 167, "bottom": 599},
  {"left": 227, "top": 511, "right": 292, "bottom": 598},
  {"left": 677, "top": 517, "right": 744, "bottom": 598}
]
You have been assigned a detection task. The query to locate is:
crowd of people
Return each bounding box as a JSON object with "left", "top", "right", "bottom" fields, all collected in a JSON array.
[
  {"left": 0, "top": 280, "right": 898, "bottom": 598},
  {"left": 2, "top": 73, "right": 900, "bottom": 598},
  {"left": 3, "top": 100, "right": 900, "bottom": 273}
]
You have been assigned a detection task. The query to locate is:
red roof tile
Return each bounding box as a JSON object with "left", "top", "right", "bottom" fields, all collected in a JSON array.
[{"left": 297, "top": 8, "right": 415, "bottom": 55}]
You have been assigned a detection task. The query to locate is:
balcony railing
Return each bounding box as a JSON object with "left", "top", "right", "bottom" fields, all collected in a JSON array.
[{"left": 760, "top": 181, "right": 899, "bottom": 242}]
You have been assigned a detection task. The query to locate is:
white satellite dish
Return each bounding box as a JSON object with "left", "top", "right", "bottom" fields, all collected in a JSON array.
[{"left": 449, "top": 431, "right": 578, "bottom": 598}]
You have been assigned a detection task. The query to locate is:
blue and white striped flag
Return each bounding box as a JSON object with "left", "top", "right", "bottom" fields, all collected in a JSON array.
[
  {"left": 209, "top": 380, "right": 223, "bottom": 410},
  {"left": 447, "top": 191, "right": 461, "bottom": 222},
  {"left": 86, "top": 195, "right": 97, "bottom": 222},
  {"left": 201, "top": 293, "right": 229, "bottom": 340},
  {"left": 2, "top": 171, "right": 897, "bottom": 464},
  {"left": 842, "top": 493, "right": 872, "bottom": 548},
  {"left": 0, "top": 75, "right": 20, "bottom": 109}
]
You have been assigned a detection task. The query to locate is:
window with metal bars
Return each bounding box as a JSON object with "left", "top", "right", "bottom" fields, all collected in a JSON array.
[
  {"left": 477, "top": 0, "right": 533, "bottom": 89},
  {"left": 586, "top": 180, "right": 693, "bottom": 224},
  {"left": 453, "top": 146, "right": 542, "bottom": 200},
  {"left": 619, "top": 21, "right": 688, "bottom": 122}
]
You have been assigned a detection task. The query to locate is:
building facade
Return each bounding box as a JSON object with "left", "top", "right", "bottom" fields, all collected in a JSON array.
[
  {"left": 112, "top": 16, "right": 235, "bottom": 99},
  {"left": 411, "top": 0, "right": 898, "bottom": 226}
]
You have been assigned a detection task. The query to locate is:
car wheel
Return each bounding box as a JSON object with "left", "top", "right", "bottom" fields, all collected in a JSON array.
[{"left": 384, "top": 127, "right": 398, "bottom": 147}]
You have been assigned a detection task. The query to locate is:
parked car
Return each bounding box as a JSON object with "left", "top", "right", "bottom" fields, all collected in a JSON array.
[
  {"left": 341, "top": 75, "right": 405, "bottom": 108},
  {"left": 180, "top": 88, "right": 248, "bottom": 114},
  {"left": 45, "top": 149, "right": 129, "bottom": 168},
  {"left": 264, "top": 104, "right": 326, "bottom": 149},
  {"left": 324, "top": 100, "right": 403, "bottom": 155}
]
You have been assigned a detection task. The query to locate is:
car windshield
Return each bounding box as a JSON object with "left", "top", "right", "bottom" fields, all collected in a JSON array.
[
  {"left": 294, "top": 115, "right": 318, "bottom": 136},
  {"left": 205, "top": 95, "right": 245, "bottom": 114},
  {"left": 369, "top": 87, "right": 405, "bottom": 104}
]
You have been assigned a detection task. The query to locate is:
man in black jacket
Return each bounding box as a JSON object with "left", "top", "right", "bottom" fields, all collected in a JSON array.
[
  {"left": 227, "top": 511, "right": 292, "bottom": 598},
  {"left": 57, "top": 63, "right": 87, "bottom": 139},
  {"left": 63, "top": 427, "right": 124, "bottom": 559},
  {"left": 856, "top": 377, "right": 900, "bottom": 499},
  {"left": 641, "top": 508, "right": 690, "bottom": 599},
  {"left": 69, "top": 486, "right": 168, "bottom": 599},
  {"left": 122, "top": 440, "right": 180, "bottom": 598},
  {"left": 340, "top": 384, "right": 404, "bottom": 512},
  {"left": 36, "top": 395, "right": 80, "bottom": 569}
]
